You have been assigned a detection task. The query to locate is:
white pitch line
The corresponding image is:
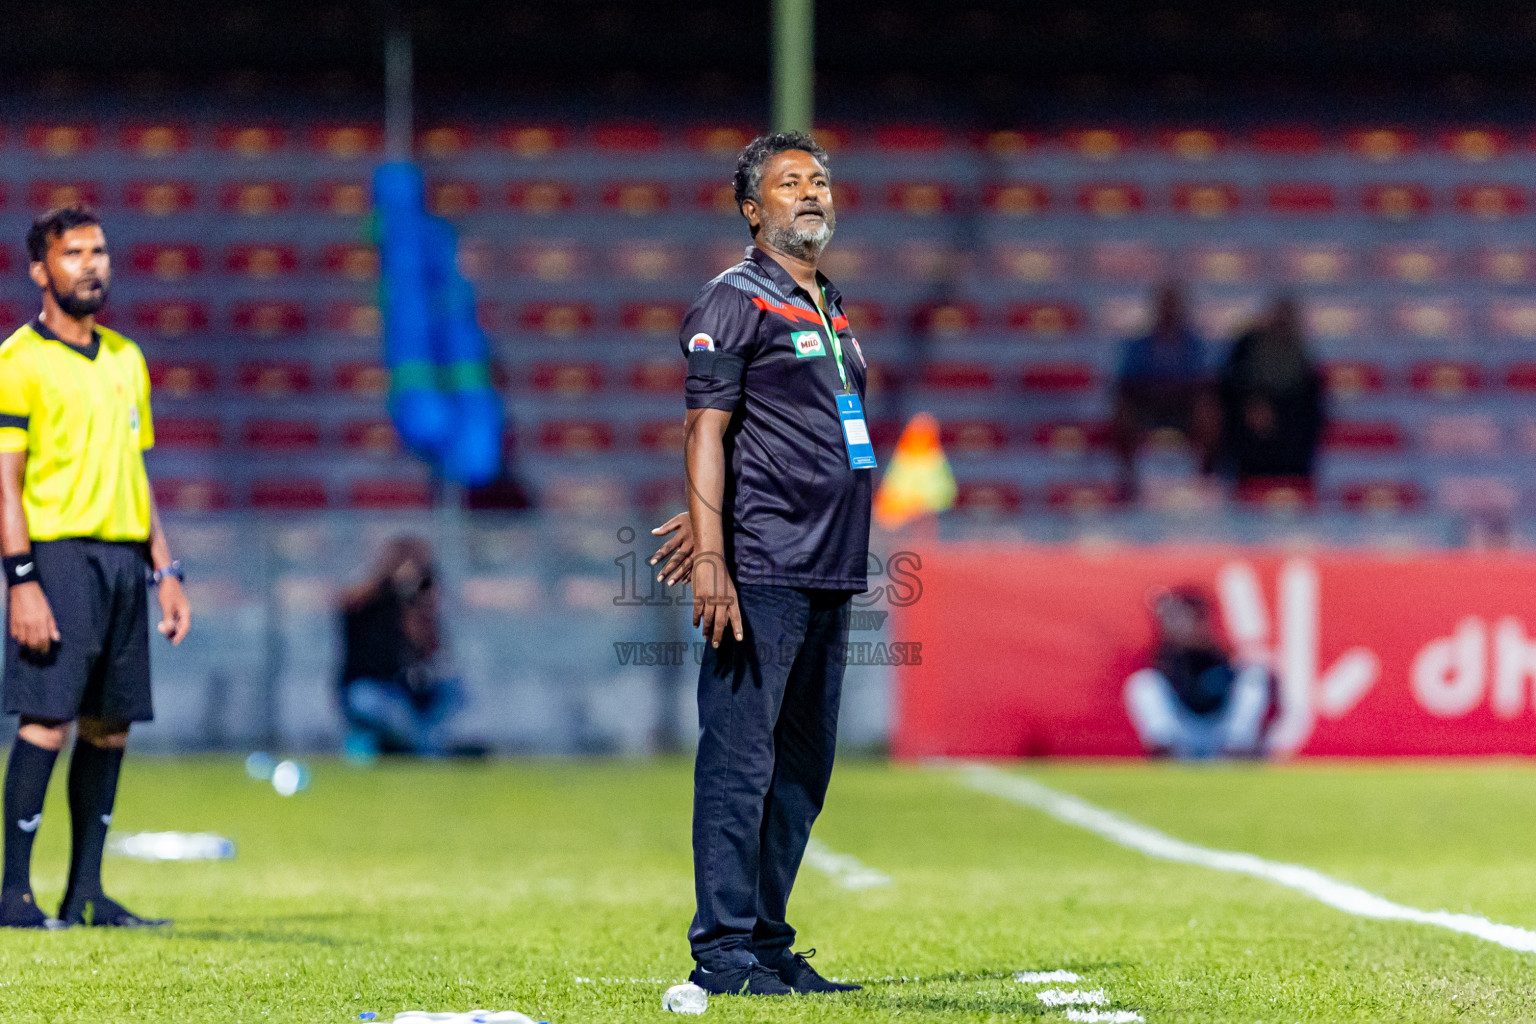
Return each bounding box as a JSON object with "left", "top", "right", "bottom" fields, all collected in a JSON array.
[
  {"left": 803, "top": 838, "right": 892, "bottom": 890},
  {"left": 964, "top": 764, "right": 1536, "bottom": 955}
]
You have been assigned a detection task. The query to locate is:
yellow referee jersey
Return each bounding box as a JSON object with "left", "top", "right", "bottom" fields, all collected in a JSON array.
[{"left": 0, "top": 319, "right": 155, "bottom": 542}]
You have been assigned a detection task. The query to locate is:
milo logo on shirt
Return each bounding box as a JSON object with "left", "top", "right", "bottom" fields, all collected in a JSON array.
[{"left": 791, "top": 331, "right": 826, "bottom": 358}]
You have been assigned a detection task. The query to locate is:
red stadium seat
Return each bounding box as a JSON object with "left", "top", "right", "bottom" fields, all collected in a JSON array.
[
  {"left": 529, "top": 362, "right": 604, "bottom": 396},
  {"left": 231, "top": 300, "right": 307, "bottom": 337},
  {"left": 1364, "top": 184, "right": 1431, "bottom": 220},
  {"left": 30, "top": 181, "right": 101, "bottom": 210},
  {"left": 220, "top": 181, "right": 294, "bottom": 217},
  {"left": 990, "top": 244, "right": 1068, "bottom": 283},
  {"left": 24, "top": 124, "right": 96, "bottom": 158},
  {"left": 251, "top": 479, "right": 329, "bottom": 510},
  {"left": 321, "top": 243, "right": 379, "bottom": 281},
  {"left": 341, "top": 419, "right": 400, "bottom": 455},
  {"left": 326, "top": 302, "right": 382, "bottom": 339},
  {"left": 217, "top": 125, "right": 285, "bottom": 158},
  {"left": 243, "top": 418, "right": 321, "bottom": 451},
  {"left": 1339, "top": 481, "right": 1422, "bottom": 512},
  {"left": 1377, "top": 244, "right": 1449, "bottom": 284},
  {"left": 620, "top": 302, "right": 684, "bottom": 336},
  {"left": 238, "top": 360, "right": 313, "bottom": 396},
  {"left": 153, "top": 478, "right": 230, "bottom": 513},
  {"left": 417, "top": 125, "right": 475, "bottom": 158},
  {"left": 687, "top": 125, "right": 755, "bottom": 155},
  {"left": 1506, "top": 363, "right": 1536, "bottom": 391},
  {"left": 1409, "top": 361, "right": 1481, "bottom": 399},
  {"left": 348, "top": 479, "right": 433, "bottom": 510},
  {"left": 148, "top": 361, "right": 217, "bottom": 396},
  {"left": 1456, "top": 184, "right": 1526, "bottom": 221},
  {"left": 1280, "top": 244, "right": 1356, "bottom": 283},
  {"left": 308, "top": 125, "right": 381, "bottom": 160},
  {"left": 1322, "top": 361, "right": 1387, "bottom": 398},
  {"left": 940, "top": 420, "right": 1009, "bottom": 454},
  {"left": 507, "top": 181, "right": 576, "bottom": 214},
  {"left": 496, "top": 125, "right": 568, "bottom": 158},
  {"left": 955, "top": 481, "right": 1027, "bottom": 515},
  {"left": 153, "top": 417, "right": 222, "bottom": 450},
  {"left": 121, "top": 124, "right": 190, "bottom": 159},
  {"left": 225, "top": 244, "right": 299, "bottom": 279},
  {"left": 885, "top": 182, "right": 954, "bottom": 216},
  {"left": 1046, "top": 480, "right": 1116, "bottom": 512},
  {"left": 1160, "top": 128, "right": 1226, "bottom": 160},
  {"left": 591, "top": 123, "right": 663, "bottom": 151},
  {"left": 1442, "top": 128, "right": 1506, "bottom": 162},
  {"left": 1476, "top": 246, "right": 1536, "bottom": 284},
  {"left": 1250, "top": 126, "right": 1322, "bottom": 155},
  {"left": 628, "top": 359, "right": 684, "bottom": 395},
  {"left": 839, "top": 302, "right": 886, "bottom": 332},
  {"left": 919, "top": 362, "right": 994, "bottom": 390},
  {"left": 314, "top": 180, "right": 370, "bottom": 216},
  {"left": 611, "top": 242, "right": 682, "bottom": 281},
  {"left": 638, "top": 419, "right": 687, "bottom": 453},
  {"left": 978, "top": 129, "right": 1041, "bottom": 156},
  {"left": 1266, "top": 183, "right": 1336, "bottom": 215},
  {"left": 130, "top": 301, "right": 209, "bottom": 338},
  {"left": 1075, "top": 182, "right": 1145, "bottom": 217},
  {"left": 129, "top": 243, "right": 203, "bottom": 280},
  {"left": 519, "top": 302, "right": 594, "bottom": 335},
  {"left": 334, "top": 362, "right": 389, "bottom": 396},
  {"left": 125, "top": 181, "right": 196, "bottom": 216},
  {"left": 429, "top": 180, "right": 480, "bottom": 216},
  {"left": 1172, "top": 182, "right": 1242, "bottom": 218},
  {"left": 1324, "top": 421, "right": 1405, "bottom": 453},
  {"left": 538, "top": 420, "right": 615, "bottom": 454},
  {"left": 984, "top": 184, "right": 1051, "bottom": 218},
  {"left": 873, "top": 125, "right": 950, "bottom": 151},
  {"left": 508, "top": 242, "right": 587, "bottom": 282},
  {"left": 1031, "top": 421, "right": 1110, "bottom": 456},
  {"left": 1348, "top": 128, "right": 1414, "bottom": 161},
  {"left": 1184, "top": 246, "right": 1262, "bottom": 284},
  {"left": 1064, "top": 128, "right": 1132, "bottom": 160},
  {"left": 1021, "top": 363, "right": 1097, "bottom": 393},
  {"left": 1006, "top": 302, "right": 1083, "bottom": 337},
  {"left": 1236, "top": 478, "right": 1315, "bottom": 510},
  {"left": 917, "top": 303, "right": 981, "bottom": 337},
  {"left": 695, "top": 181, "right": 740, "bottom": 216},
  {"left": 634, "top": 478, "right": 680, "bottom": 510},
  {"left": 602, "top": 181, "right": 668, "bottom": 215}
]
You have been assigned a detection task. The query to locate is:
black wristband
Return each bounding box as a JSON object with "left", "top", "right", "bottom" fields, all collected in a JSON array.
[{"left": 3, "top": 553, "right": 38, "bottom": 589}]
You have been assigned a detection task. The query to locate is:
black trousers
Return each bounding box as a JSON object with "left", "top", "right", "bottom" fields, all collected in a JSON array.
[{"left": 688, "top": 583, "right": 851, "bottom": 967}]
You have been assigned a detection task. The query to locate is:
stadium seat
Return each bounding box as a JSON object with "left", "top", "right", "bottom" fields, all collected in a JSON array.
[
  {"left": 873, "top": 125, "right": 950, "bottom": 151},
  {"left": 1046, "top": 480, "right": 1116, "bottom": 512},
  {"left": 1031, "top": 421, "right": 1110, "bottom": 456},
  {"left": 497, "top": 125, "right": 568, "bottom": 158},
  {"left": 1006, "top": 302, "right": 1084, "bottom": 337},
  {"left": 325, "top": 302, "right": 382, "bottom": 339},
  {"left": 1250, "top": 126, "right": 1323, "bottom": 155},
  {"left": 1442, "top": 128, "right": 1506, "bottom": 162},
  {"left": 220, "top": 182, "right": 294, "bottom": 217},
  {"left": 1395, "top": 300, "right": 1464, "bottom": 341},
  {"left": 627, "top": 359, "right": 683, "bottom": 395},
  {"left": 1076, "top": 182, "right": 1145, "bottom": 218},
  {"left": 1172, "top": 182, "right": 1242, "bottom": 219},
  {"left": 1090, "top": 241, "right": 1164, "bottom": 282},
  {"left": 1377, "top": 245, "right": 1448, "bottom": 284},
  {"left": 1266, "top": 182, "right": 1337, "bottom": 215},
  {"left": 250, "top": 478, "right": 329, "bottom": 510},
  {"left": 885, "top": 182, "right": 955, "bottom": 216},
  {"left": 308, "top": 125, "right": 381, "bottom": 160},
  {"left": 507, "top": 181, "right": 576, "bottom": 214},
  {"left": 1184, "top": 246, "right": 1262, "bottom": 284},
  {"left": 1065, "top": 128, "right": 1132, "bottom": 161},
  {"left": 518, "top": 302, "right": 594, "bottom": 335},
  {"left": 839, "top": 302, "right": 887, "bottom": 332},
  {"left": 1324, "top": 420, "right": 1406, "bottom": 453},
  {"left": 30, "top": 181, "right": 101, "bottom": 210},
  {"left": 429, "top": 180, "right": 480, "bottom": 216},
  {"left": 1160, "top": 128, "right": 1226, "bottom": 160},
  {"left": 129, "top": 243, "right": 203, "bottom": 280},
  {"left": 1348, "top": 128, "right": 1414, "bottom": 161},
  {"left": 1338, "top": 480, "right": 1423, "bottom": 512},
  {"left": 538, "top": 420, "right": 615, "bottom": 455},
  {"left": 152, "top": 478, "right": 230, "bottom": 513},
  {"left": 620, "top": 302, "right": 685, "bottom": 337},
  {"left": 687, "top": 125, "right": 754, "bottom": 155},
  {"left": 1363, "top": 184, "right": 1431, "bottom": 220},
  {"left": 1476, "top": 247, "right": 1536, "bottom": 284},
  {"left": 989, "top": 244, "right": 1068, "bottom": 282},
  {"left": 121, "top": 123, "right": 190, "bottom": 159},
  {"left": 231, "top": 300, "right": 307, "bottom": 337},
  {"left": 24, "top": 124, "right": 95, "bottom": 158},
  {"left": 1021, "top": 363, "right": 1098, "bottom": 394},
  {"left": 694, "top": 181, "right": 740, "bottom": 216},
  {"left": 1505, "top": 363, "right": 1536, "bottom": 392},
  {"left": 940, "top": 420, "right": 1010, "bottom": 454},
  {"left": 243, "top": 418, "right": 322, "bottom": 452},
  {"left": 225, "top": 243, "right": 299, "bottom": 279},
  {"left": 1409, "top": 362, "right": 1480, "bottom": 400},
  {"left": 592, "top": 123, "right": 663, "bottom": 151},
  {"left": 238, "top": 360, "right": 313, "bottom": 396},
  {"left": 1491, "top": 302, "right": 1536, "bottom": 342},
  {"left": 954, "top": 481, "right": 1027, "bottom": 515},
  {"left": 217, "top": 125, "right": 285, "bottom": 158},
  {"left": 918, "top": 361, "right": 995, "bottom": 391},
  {"left": 528, "top": 362, "right": 604, "bottom": 396},
  {"left": 314, "top": 181, "right": 370, "bottom": 217},
  {"left": 979, "top": 129, "right": 1041, "bottom": 156},
  {"left": 418, "top": 125, "right": 474, "bottom": 158},
  {"left": 1423, "top": 414, "right": 1501, "bottom": 456},
  {"left": 341, "top": 419, "right": 400, "bottom": 455},
  {"left": 509, "top": 242, "right": 587, "bottom": 282},
  {"left": 611, "top": 242, "right": 681, "bottom": 282},
  {"left": 321, "top": 243, "right": 378, "bottom": 282},
  {"left": 131, "top": 301, "right": 210, "bottom": 339},
  {"left": 602, "top": 181, "right": 668, "bottom": 216},
  {"left": 1235, "top": 477, "right": 1315, "bottom": 510},
  {"left": 1323, "top": 361, "right": 1388, "bottom": 399},
  {"left": 347, "top": 478, "right": 433, "bottom": 510},
  {"left": 125, "top": 181, "right": 196, "bottom": 216},
  {"left": 1281, "top": 244, "right": 1356, "bottom": 284},
  {"left": 1457, "top": 184, "right": 1526, "bottom": 220},
  {"left": 634, "top": 478, "right": 680, "bottom": 509},
  {"left": 152, "top": 417, "right": 222, "bottom": 450},
  {"left": 1308, "top": 301, "right": 1372, "bottom": 341},
  {"left": 334, "top": 362, "right": 388, "bottom": 397},
  {"left": 149, "top": 361, "right": 218, "bottom": 397},
  {"left": 917, "top": 303, "right": 981, "bottom": 337},
  {"left": 637, "top": 419, "right": 686, "bottom": 453},
  {"left": 984, "top": 183, "right": 1050, "bottom": 217}
]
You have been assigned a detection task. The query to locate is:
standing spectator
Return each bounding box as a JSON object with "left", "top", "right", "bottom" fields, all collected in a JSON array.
[
  {"left": 1124, "top": 587, "right": 1272, "bottom": 759},
  {"left": 338, "top": 536, "right": 466, "bottom": 761},
  {"left": 1216, "top": 296, "right": 1326, "bottom": 491},
  {"left": 1111, "top": 282, "right": 1219, "bottom": 501}
]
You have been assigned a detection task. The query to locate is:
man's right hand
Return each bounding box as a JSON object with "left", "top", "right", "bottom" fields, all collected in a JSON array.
[
  {"left": 8, "top": 582, "right": 59, "bottom": 653},
  {"left": 691, "top": 553, "right": 744, "bottom": 649}
]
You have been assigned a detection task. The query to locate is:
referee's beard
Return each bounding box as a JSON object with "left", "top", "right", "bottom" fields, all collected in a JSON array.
[
  {"left": 763, "top": 205, "right": 834, "bottom": 263},
  {"left": 46, "top": 273, "right": 108, "bottom": 319}
]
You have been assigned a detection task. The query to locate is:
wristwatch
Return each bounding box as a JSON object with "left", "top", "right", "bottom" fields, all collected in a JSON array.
[{"left": 150, "top": 561, "right": 185, "bottom": 586}]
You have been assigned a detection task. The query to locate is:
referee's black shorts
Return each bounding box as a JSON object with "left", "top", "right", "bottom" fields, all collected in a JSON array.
[{"left": 3, "top": 539, "right": 154, "bottom": 724}]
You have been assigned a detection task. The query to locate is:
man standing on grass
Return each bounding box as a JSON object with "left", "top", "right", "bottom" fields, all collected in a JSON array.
[
  {"left": 0, "top": 206, "right": 191, "bottom": 928},
  {"left": 679, "top": 133, "right": 874, "bottom": 996}
]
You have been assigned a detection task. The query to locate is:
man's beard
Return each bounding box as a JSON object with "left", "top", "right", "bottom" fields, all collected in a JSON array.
[
  {"left": 764, "top": 211, "right": 834, "bottom": 262},
  {"left": 50, "top": 277, "right": 107, "bottom": 318}
]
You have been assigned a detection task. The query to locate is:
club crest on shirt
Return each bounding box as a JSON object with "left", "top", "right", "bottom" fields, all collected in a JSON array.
[
  {"left": 689, "top": 333, "right": 715, "bottom": 352},
  {"left": 791, "top": 331, "right": 826, "bottom": 358}
]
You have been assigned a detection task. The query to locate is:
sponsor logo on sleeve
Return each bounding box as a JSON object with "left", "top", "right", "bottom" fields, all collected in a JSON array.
[
  {"left": 850, "top": 336, "right": 866, "bottom": 367},
  {"left": 792, "top": 331, "right": 827, "bottom": 358},
  {"left": 689, "top": 333, "right": 715, "bottom": 352}
]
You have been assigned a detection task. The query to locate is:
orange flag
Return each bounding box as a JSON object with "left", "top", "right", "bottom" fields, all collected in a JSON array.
[{"left": 874, "top": 413, "right": 957, "bottom": 530}]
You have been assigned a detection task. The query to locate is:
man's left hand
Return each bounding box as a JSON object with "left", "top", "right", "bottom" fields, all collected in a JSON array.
[
  {"left": 650, "top": 511, "right": 695, "bottom": 586},
  {"left": 156, "top": 576, "right": 191, "bottom": 645}
]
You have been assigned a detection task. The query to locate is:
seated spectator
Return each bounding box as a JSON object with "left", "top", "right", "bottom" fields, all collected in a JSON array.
[
  {"left": 1216, "top": 296, "right": 1326, "bottom": 490},
  {"left": 1111, "top": 282, "right": 1219, "bottom": 500},
  {"left": 1124, "top": 587, "right": 1272, "bottom": 759},
  {"left": 338, "top": 536, "right": 468, "bottom": 761}
]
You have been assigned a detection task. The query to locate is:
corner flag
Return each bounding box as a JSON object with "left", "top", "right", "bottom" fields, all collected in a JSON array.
[{"left": 874, "top": 413, "right": 957, "bottom": 530}]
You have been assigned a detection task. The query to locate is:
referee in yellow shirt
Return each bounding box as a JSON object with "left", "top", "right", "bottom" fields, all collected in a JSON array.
[{"left": 0, "top": 206, "right": 191, "bottom": 928}]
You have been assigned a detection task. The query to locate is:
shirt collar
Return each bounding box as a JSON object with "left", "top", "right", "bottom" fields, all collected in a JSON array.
[
  {"left": 31, "top": 317, "right": 101, "bottom": 361},
  {"left": 746, "top": 245, "right": 842, "bottom": 308}
]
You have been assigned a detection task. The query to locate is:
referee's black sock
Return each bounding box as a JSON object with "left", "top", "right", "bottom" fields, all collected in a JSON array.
[
  {"left": 61, "top": 741, "right": 123, "bottom": 906},
  {"left": 3, "top": 738, "right": 59, "bottom": 894}
]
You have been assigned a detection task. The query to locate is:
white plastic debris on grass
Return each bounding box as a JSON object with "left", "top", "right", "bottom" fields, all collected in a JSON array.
[
  {"left": 1064, "top": 1010, "right": 1144, "bottom": 1023},
  {"left": 1037, "top": 988, "right": 1108, "bottom": 1006},
  {"left": 662, "top": 983, "right": 708, "bottom": 1014},
  {"left": 391, "top": 1012, "right": 537, "bottom": 1024},
  {"left": 107, "top": 831, "right": 235, "bottom": 861},
  {"left": 1015, "top": 970, "right": 1082, "bottom": 984}
]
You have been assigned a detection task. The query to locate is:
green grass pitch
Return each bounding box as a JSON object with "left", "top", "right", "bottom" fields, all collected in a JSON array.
[{"left": 3, "top": 756, "right": 1536, "bottom": 1022}]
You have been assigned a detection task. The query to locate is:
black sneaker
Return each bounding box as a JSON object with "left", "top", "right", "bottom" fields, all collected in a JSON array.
[
  {"left": 60, "top": 893, "right": 170, "bottom": 928},
  {"left": 687, "top": 962, "right": 793, "bottom": 996},
  {"left": 761, "top": 949, "right": 862, "bottom": 993},
  {"left": 0, "top": 889, "right": 62, "bottom": 930}
]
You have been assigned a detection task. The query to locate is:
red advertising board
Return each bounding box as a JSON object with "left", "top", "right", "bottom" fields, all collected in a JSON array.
[{"left": 890, "top": 545, "right": 1536, "bottom": 758}]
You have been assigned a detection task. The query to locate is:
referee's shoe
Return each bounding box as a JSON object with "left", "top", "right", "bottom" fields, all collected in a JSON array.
[
  {"left": 687, "top": 961, "right": 792, "bottom": 996},
  {"left": 760, "top": 948, "right": 862, "bottom": 993}
]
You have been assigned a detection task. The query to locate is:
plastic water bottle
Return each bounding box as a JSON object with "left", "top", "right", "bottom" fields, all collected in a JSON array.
[
  {"left": 662, "top": 983, "right": 708, "bottom": 1015},
  {"left": 271, "top": 760, "right": 310, "bottom": 796}
]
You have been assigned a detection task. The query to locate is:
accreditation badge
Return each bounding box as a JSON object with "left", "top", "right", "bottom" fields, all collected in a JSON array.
[{"left": 836, "top": 393, "right": 877, "bottom": 469}]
